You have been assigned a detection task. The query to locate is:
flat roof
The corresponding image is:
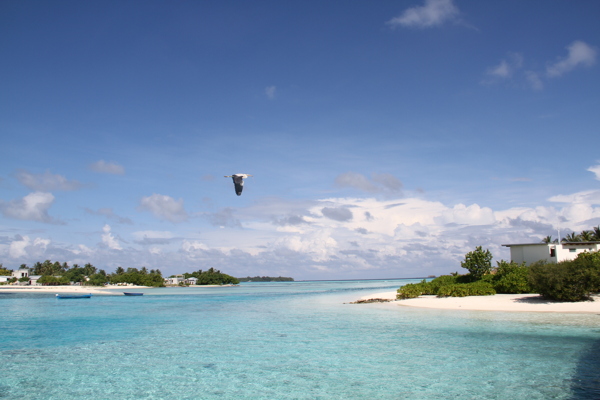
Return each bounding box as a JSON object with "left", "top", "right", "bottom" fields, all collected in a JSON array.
[{"left": 503, "top": 242, "right": 600, "bottom": 247}]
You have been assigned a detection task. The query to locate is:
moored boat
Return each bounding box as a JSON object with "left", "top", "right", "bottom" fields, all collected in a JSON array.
[
  {"left": 56, "top": 293, "right": 92, "bottom": 299},
  {"left": 123, "top": 292, "right": 143, "bottom": 296}
]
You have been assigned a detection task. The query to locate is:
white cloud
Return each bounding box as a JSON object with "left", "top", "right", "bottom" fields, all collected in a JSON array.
[
  {"left": 3, "top": 172, "right": 599, "bottom": 279},
  {"left": 101, "top": 224, "right": 122, "bottom": 250},
  {"left": 265, "top": 85, "right": 276, "bottom": 100},
  {"left": 89, "top": 160, "right": 125, "bottom": 175},
  {"left": 8, "top": 235, "right": 50, "bottom": 259},
  {"left": 139, "top": 193, "right": 189, "bottom": 223},
  {"left": 438, "top": 203, "right": 496, "bottom": 225},
  {"left": 16, "top": 169, "right": 82, "bottom": 191},
  {"left": 549, "top": 190, "right": 600, "bottom": 206},
  {"left": 525, "top": 71, "right": 544, "bottom": 90},
  {"left": 588, "top": 163, "right": 600, "bottom": 180},
  {"left": 387, "top": 0, "right": 459, "bottom": 28},
  {"left": 486, "top": 53, "right": 523, "bottom": 79},
  {"left": 0, "top": 192, "right": 58, "bottom": 223},
  {"left": 488, "top": 60, "right": 510, "bottom": 78},
  {"left": 546, "top": 40, "right": 597, "bottom": 77}
]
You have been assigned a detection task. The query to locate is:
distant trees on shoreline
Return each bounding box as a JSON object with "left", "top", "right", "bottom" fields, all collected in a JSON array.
[
  {"left": 237, "top": 276, "right": 294, "bottom": 282},
  {"left": 182, "top": 268, "right": 239, "bottom": 285}
]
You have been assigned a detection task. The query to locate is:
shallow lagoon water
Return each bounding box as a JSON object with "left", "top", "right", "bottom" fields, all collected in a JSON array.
[{"left": 1, "top": 279, "right": 599, "bottom": 399}]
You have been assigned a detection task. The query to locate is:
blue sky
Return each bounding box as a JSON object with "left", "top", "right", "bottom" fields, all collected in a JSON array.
[{"left": 1, "top": 0, "right": 599, "bottom": 279}]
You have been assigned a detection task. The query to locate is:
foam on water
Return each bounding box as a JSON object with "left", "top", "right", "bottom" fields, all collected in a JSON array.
[{"left": 1, "top": 279, "right": 599, "bottom": 399}]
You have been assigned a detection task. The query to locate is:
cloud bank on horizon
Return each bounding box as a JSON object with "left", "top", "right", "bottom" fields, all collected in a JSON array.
[{"left": 1, "top": 0, "right": 599, "bottom": 279}]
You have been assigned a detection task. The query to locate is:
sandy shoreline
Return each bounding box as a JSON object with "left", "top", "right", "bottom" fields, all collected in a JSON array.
[
  {"left": 0, "top": 285, "right": 147, "bottom": 295},
  {"left": 0, "top": 284, "right": 237, "bottom": 295},
  {"left": 362, "top": 291, "right": 600, "bottom": 313}
]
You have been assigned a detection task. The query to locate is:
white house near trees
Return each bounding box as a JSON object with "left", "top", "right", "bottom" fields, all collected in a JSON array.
[{"left": 502, "top": 242, "right": 600, "bottom": 265}]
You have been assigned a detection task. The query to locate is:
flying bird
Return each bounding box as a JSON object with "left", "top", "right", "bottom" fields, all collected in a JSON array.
[{"left": 224, "top": 174, "right": 253, "bottom": 196}]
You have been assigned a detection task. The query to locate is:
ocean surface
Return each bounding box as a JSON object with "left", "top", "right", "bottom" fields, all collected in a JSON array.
[{"left": 1, "top": 279, "right": 599, "bottom": 399}]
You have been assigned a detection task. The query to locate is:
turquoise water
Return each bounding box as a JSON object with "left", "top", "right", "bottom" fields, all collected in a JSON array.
[{"left": 1, "top": 279, "right": 599, "bottom": 399}]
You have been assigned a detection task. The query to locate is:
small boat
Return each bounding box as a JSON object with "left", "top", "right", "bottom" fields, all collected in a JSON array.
[
  {"left": 123, "top": 292, "right": 144, "bottom": 296},
  {"left": 56, "top": 293, "right": 92, "bottom": 299}
]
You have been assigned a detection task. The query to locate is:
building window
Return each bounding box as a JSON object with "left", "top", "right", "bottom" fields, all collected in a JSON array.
[
  {"left": 569, "top": 249, "right": 576, "bottom": 253},
  {"left": 550, "top": 248, "right": 556, "bottom": 257}
]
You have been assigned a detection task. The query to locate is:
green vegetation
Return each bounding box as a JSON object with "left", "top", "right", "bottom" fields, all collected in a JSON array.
[
  {"left": 109, "top": 267, "right": 164, "bottom": 287},
  {"left": 2, "top": 260, "right": 164, "bottom": 287},
  {"left": 397, "top": 274, "right": 497, "bottom": 299},
  {"left": 398, "top": 239, "right": 600, "bottom": 301},
  {"left": 460, "top": 246, "right": 492, "bottom": 280},
  {"left": 559, "top": 225, "right": 600, "bottom": 242},
  {"left": 492, "top": 260, "right": 531, "bottom": 294},
  {"left": 436, "top": 281, "right": 496, "bottom": 297},
  {"left": 237, "top": 276, "right": 294, "bottom": 282},
  {"left": 183, "top": 268, "right": 240, "bottom": 285},
  {"left": 528, "top": 251, "right": 600, "bottom": 302}
]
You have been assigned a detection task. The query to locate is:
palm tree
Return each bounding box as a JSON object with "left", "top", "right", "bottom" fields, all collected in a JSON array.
[
  {"left": 580, "top": 230, "right": 595, "bottom": 242},
  {"left": 542, "top": 235, "right": 553, "bottom": 244},
  {"left": 562, "top": 232, "right": 581, "bottom": 242},
  {"left": 592, "top": 226, "right": 600, "bottom": 241}
]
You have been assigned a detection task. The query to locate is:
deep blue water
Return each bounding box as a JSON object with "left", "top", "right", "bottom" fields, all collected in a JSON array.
[{"left": 1, "top": 279, "right": 599, "bottom": 399}]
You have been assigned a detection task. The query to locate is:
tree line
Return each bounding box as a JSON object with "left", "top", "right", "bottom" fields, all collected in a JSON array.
[
  {"left": 0, "top": 260, "right": 165, "bottom": 287},
  {"left": 237, "top": 276, "right": 294, "bottom": 282},
  {"left": 182, "top": 268, "right": 239, "bottom": 285}
]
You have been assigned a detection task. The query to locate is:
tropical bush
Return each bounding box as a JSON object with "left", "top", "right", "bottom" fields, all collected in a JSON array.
[
  {"left": 461, "top": 246, "right": 493, "bottom": 280},
  {"left": 528, "top": 251, "right": 600, "bottom": 301},
  {"left": 397, "top": 280, "right": 430, "bottom": 299},
  {"left": 436, "top": 281, "right": 496, "bottom": 297},
  {"left": 38, "top": 275, "right": 70, "bottom": 285},
  {"left": 493, "top": 260, "right": 531, "bottom": 294}
]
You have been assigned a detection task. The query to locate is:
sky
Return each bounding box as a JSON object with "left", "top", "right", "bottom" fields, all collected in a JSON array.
[{"left": 1, "top": 0, "right": 599, "bottom": 280}]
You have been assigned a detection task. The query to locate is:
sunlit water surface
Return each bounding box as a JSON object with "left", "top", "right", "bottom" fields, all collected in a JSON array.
[{"left": 1, "top": 279, "right": 599, "bottom": 399}]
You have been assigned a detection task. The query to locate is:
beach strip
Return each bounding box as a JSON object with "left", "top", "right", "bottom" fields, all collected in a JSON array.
[
  {"left": 0, "top": 285, "right": 144, "bottom": 295},
  {"left": 361, "top": 291, "right": 600, "bottom": 313}
]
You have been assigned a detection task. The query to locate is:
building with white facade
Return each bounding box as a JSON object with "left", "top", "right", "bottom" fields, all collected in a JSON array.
[{"left": 502, "top": 242, "right": 600, "bottom": 265}]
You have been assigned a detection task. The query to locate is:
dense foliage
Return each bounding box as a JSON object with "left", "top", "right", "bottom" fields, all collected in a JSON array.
[
  {"left": 399, "top": 244, "right": 600, "bottom": 302},
  {"left": 32, "top": 260, "right": 69, "bottom": 276},
  {"left": 237, "top": 276, "right": 294, "bottom": 282},
  {"left": 183, "top": 268, "right": 240, "bottom": 285},
  {"left": 1, "top": 260, "right": 165, "bottom": 287},
  {"left": 397, "top": 275, "right": 497, "bottom": 299},
  {"left": 460, "top": 246, "right": 493, "bottom": 280},
  {"left": 528, "top": 251, "right": 600, "bottom": 301},
  {"left": 436, "top": 281, "right": 496, "bottom": 297},
  {"left": 110, "top": 267, "right": 164, "bottom": 287},
  {"left": 492, "top": 261, "right": 531, "bottom": 294}
]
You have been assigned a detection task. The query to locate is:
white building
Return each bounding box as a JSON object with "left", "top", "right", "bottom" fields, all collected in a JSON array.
[
  {"left": 165, "top": 275, "right": 186, "bottom": 285},
  {"left": 11, "top": 269, "right": 29, "bottom": 279},
  {"left": 502, "top": 242, "right": 600, "bottom": 265}
]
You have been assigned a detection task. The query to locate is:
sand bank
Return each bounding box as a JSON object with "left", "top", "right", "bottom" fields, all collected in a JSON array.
[
  {"left": 0, "top": 285, "right": 145, "bottom": 295},
  {"left": 361, "top": 291, "right": 600, "bottom": 313}
]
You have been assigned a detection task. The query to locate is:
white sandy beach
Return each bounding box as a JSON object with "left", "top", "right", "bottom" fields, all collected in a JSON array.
[
  {"left": 0, "top": 285, "right": 145, "bottom": 295},
  {"left": 363, "top": 291, "right": 600, "bottom": 313}
]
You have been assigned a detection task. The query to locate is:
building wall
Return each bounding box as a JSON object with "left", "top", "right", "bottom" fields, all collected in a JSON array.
[
  {"left": 556, "top": 243, "right": 600, "bottom": 262},
  {"left": 507, "top": 243, "right": 600, "bottom": 265},
  {"left": 11, "top": 269, "right": 29, "bottom": 279},
  {"left": 512, "top": 245, "right": 554, "bottom": 265}
]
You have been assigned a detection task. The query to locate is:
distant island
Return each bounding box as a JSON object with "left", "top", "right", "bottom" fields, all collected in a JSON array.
[{"left": 237, "top": 276, "right": 294, "bottom": 282}]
